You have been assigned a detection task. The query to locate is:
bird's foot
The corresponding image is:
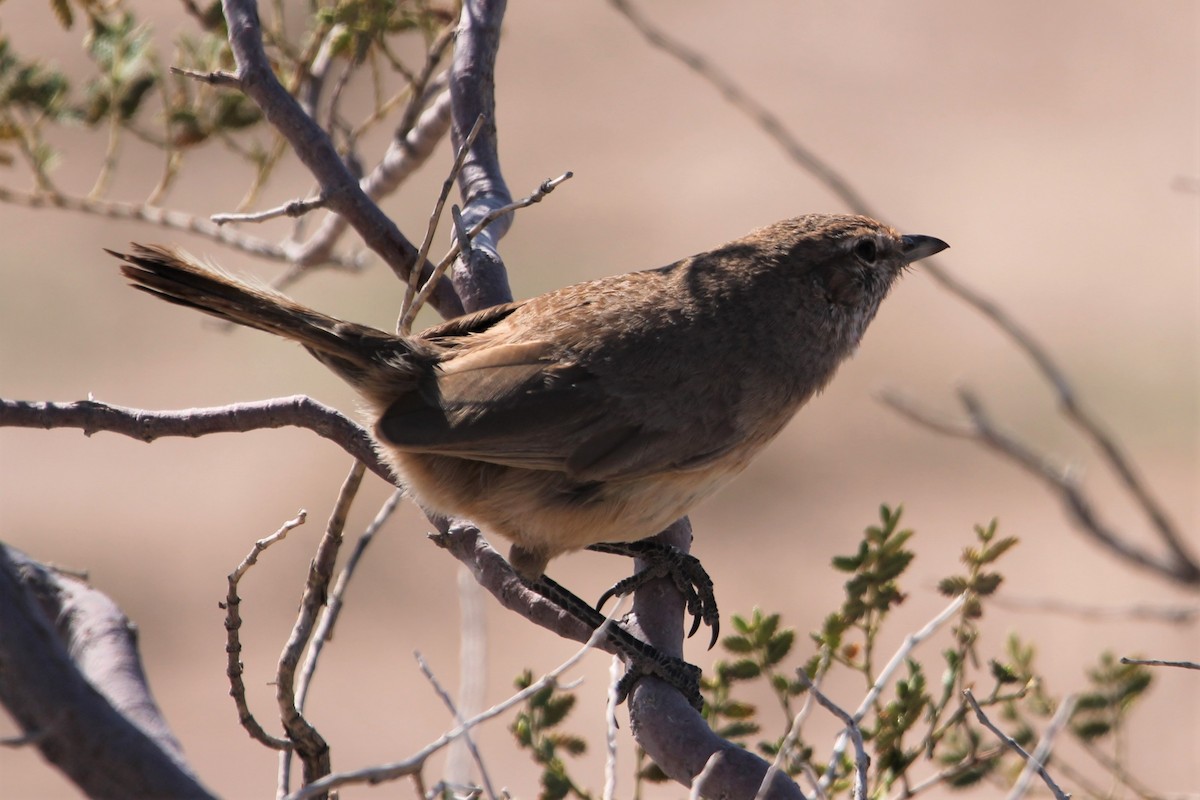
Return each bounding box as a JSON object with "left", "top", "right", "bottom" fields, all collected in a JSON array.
[{"left": 588, "top": 539, "right": 720, "bottom": 649}]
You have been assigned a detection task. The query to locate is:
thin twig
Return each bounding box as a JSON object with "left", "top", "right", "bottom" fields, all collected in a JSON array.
[
  {"left": 393, "top": 25, "right": 457, "bottom": 142},
  {"left": 413, "top": 652, "right": 496, "bottom": 800},
  {"left": 1119, "top": 657, "right": 1200, "bottom": 671},
  {"left": 280, "top": 489, "right": 406, "bottom": 795},
  {"left": 607, "top": 0, "right": 875, "bottom": 216},
  {"left": 0, "top": 186, "right": 362, "bottom": 270},
  {"left": 923, "top": 272, "right": 1195, "bottom": 583},
  {"left": 882, "top": 388, "right": 1198, "bottom": 585},
  {"left": 403, "top": 171, "right": 573, "bottom": 327},
  {"left": 171, "top": 65, "right": 241, "bottom": 87},
  {"left": 224, "top": 511, "right": 309, "bottom": 752},
  {"left": 992, "top": 596, "right": 1198, "bottom": 626},
  {"left": 883, "top": 746, "right": 1008, "bottom": 800},
  {"left": 212, "top": 194, "right": 329, "bottom": 225},
  {"left": 399, "top": 114, "right": 485, "bottom": 334},
  {"left": 963, "top": 690, "right": 1069, "bottom": 800},
  {"left": 1007, "top": 693, "right": 1076, "bottom": 800},
  {"left": 445, "top": 566, "right": 490, "bottom": 794},
  {"left": 0, "top": 729, "right": 47, "bottom": 748},
  {"left": 288, "top": 89, "right": 452, "bottom": 271},
  {"left": 820, "top": 594, "right": 969, "bottom": 786},
  {"left": 797, "top": 670, "right": 868, "bottom": 800},
  {"left": 221, "top": 0, "right": 464, "bottom": 318},
  {"left": 757, "top": 651, "right": 831, "bottom": 800},
  {"left": 276, "top": 461, "right": 366, "bottom": 788},
  {"left": 820, "top": 594, "right": 967, "bottom": 791},
  {"left": 286, "top": 597, "right": 628, "bottom": 800}
]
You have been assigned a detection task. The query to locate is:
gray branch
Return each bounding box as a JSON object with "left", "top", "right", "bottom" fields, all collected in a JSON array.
[
  {"left": 0, "top": 396, "right": 393, "bottom": 483},
  {"left": 221, "top": 0, "right": 464, "bottom": 318},
  {"left": 0, "top": 544, "right": 215, "bottom": 799}
]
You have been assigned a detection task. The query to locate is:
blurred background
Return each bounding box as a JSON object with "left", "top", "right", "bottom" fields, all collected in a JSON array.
[{"left": 1, "top": 1, "right": 1196, "bottom": 797}]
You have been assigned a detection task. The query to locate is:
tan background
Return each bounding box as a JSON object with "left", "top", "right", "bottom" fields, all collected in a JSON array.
[{"left": 1, "top": 2, "right": 1197, "bottom": 797}]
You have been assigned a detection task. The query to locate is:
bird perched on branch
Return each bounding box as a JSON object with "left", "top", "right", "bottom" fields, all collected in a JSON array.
[{"left": 111, "top": 212, "right": 946, "bottom": 705}]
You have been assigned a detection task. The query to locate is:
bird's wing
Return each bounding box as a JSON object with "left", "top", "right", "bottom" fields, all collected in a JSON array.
[{"left": 377, "top": 337, "right": 738, "bottom": 482}]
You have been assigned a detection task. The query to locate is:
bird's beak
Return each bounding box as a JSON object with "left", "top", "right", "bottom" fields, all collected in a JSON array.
[{"left": 901, "top": 234, "right": 949, "bottom": 263}]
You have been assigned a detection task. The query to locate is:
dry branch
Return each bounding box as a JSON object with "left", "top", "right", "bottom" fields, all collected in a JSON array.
[{"left": 0, "top": 544, "right": 215, "bottom": 798}]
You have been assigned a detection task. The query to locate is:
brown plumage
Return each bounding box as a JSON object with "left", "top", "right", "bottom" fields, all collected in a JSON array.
[{"left": 111, "top": 213, "right": 946, "bottom": 580}]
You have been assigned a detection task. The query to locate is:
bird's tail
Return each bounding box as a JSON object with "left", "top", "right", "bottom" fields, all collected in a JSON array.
[{"left": 110, "top": 244, "right": 426, "bottom": 405}]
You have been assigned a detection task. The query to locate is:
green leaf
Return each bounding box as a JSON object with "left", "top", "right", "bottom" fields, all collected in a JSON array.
[
  {"left": 989, "top": 660, "right": 1019, "bottom": 685},
  {"left": 1072, "top": 719, "right": 1112, "bottom": 740},
  {"left": 937, "top": 576, "right": 969, "bottom": 596},
  {"left": 554, "top": 734, "right": 587, "bottom": 756},
  {"left": 541, "top": 694, "right": 576, "bottom": 728},
  {"left": 979, "top": 536, "right": 1019, "bottom": 563},
  {"left": 756, "top": 613, "right": 780, "bottom": 643},
  {"left": 721, "top": 700, "right": 757, "bottom": 720},
  {"left": 764, "top": 629, "right": 795, "bottom": 666},
  {"left": 973, "top": 572, "right": 1003, "bottom": 595},
  {"left": 117, "top": 73, "right": 155, "bottom": 120},
  {"left": 723, "top": 659, "right": 762, "bottom": 681},
  {"left": 721, "top": 635, "right": 754, "bottom": 654}
]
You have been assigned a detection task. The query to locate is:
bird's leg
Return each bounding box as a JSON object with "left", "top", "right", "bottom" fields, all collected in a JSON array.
[
  {"left": 587, "top": 539, "right": 720, "bottom": 648},
  {"left": 525, "top": 574, "right": 703, "bottom": 710}
]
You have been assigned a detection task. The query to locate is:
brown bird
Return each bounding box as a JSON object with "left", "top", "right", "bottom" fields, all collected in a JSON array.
[{"left": 111, "top": 213, "right": 946, "bottom": 702}]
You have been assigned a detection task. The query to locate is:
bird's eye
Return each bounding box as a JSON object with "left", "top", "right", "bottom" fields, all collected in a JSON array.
[{"left": 853, "top": 238, "right": 878, "bottom": 264}]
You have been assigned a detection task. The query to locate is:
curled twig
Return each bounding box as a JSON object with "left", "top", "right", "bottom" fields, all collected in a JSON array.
[{"left": 224, "top": 511, "right": 309, "bottom": 752}]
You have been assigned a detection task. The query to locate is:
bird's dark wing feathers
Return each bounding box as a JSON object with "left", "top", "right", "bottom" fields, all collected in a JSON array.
[{"left": 377, "top": 336, "right": 736, "bottom": 482}]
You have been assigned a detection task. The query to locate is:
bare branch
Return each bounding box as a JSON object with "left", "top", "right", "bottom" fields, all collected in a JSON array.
[
  {"left": 604, "top": 656, "right": 621, "bottom": 800},
  {"left": 446, "top": 0, "right": 514, "bottom": 311},
  {"left": 881, "top": 388, "right": 1200, "bottom": 586},
  {"left": 276, "top": 461, "right": 366, "bottom": 787},
  {"left": 171, "top": 66, "right": 241, "bottom": 88},
  {"left": 285, "top": 598, "right": 627, "bottom": 800},
  {"left": 291, "top": 91, "right": 453, "bottom": 270},
  {"left": 0, "top": 185, "right": 362, "bottom": 270},
  {"left": 607, "top": 0, "right": 875, "bottom": 216},
  {"left": 225, "top": 512, "right": 310, "bottom": 752},
  {"left": 414, "top": 652, "right": 496, "bottom": 800},
  {"left": 913, "top": 271, "right": 1198, "bottom": 584},
  {"left": 992, "top": 596, "right": 1198, "bottom": 626},
  {"left": 220, "top": 0, "right": 464, "bottom": 318},
  {"left": 622, "top": 521, "right": 806, "bottom": 800},
  {"left": 429, "top": 521, "right": 600, "bottom": 649},
  {"left": 404, "top": 170, "right": 574, "bottom": 328},
  {"left": 1008, "top": 693, "right": 1076, "bottom": 800},
  {"left": 0, "top": 397, "right": 395, "bottom": 484},
  {"left": 820, "top": 594, "right": 967, "bottom": 791},
  {"left": 963, "top": 690, "right": 1070, "bottom": 800},
  {"left": 758, "top": 652, "right": 831, "bottom": 800},
  {"left": 1119, "top": 657, "right": 1200, "bottom": 671},
  {"left": 796, "top": 670, "right": 868, "bottom": 800},
  {"left": 690, "top": 752, "right": 726, "bottom": 800},
  {"left": 0, "top": 544, "right": 216, "bottom": 798},
  {"left": 399, "top": 114, "right": 486, "bottom": 333},
  {"left": 212, "top": 194, "right": 329, "bottom": 225}
]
